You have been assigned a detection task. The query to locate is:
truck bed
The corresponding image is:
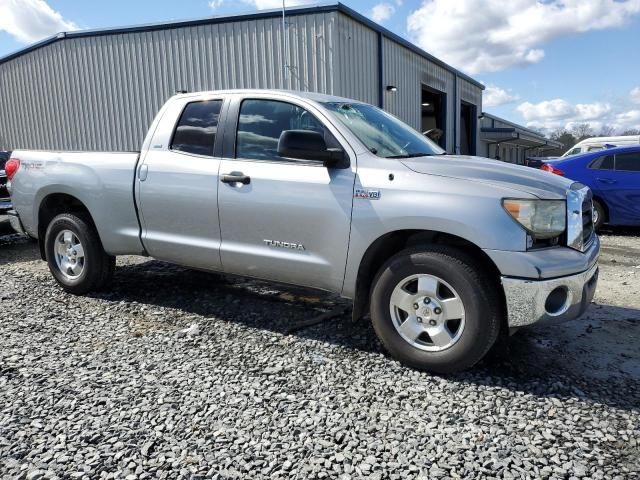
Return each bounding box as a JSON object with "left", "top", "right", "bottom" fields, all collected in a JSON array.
[{"left": 10, "top": 150, "right": 145, "bottom": 255}]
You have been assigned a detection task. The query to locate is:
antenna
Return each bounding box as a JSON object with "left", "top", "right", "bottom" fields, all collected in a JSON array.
[{"left": 282, "top": 0, "right": 289, "bottom": 87}]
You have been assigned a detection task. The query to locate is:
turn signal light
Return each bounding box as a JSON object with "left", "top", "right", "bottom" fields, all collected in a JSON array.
[
  {"left": 5, "top": 158, "right": 20, "bottom": 180},
  {"left": 540, "top": 163, "right": 565, "bottom": 176}
]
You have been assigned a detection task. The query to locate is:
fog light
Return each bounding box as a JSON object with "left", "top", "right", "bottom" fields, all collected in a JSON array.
[{"left": 545, "top": 287, "right": 569, "bottom": 315}]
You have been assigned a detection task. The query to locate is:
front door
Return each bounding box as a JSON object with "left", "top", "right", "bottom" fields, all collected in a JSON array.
[
  {"left": 137, "top": 97, "right": 225, "bottom": 270},
  {"left": 217, "top": 96, "right": 356, "bottom": 292}
]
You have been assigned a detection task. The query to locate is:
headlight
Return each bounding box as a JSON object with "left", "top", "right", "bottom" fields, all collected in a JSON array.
[{"left": 502, "top": 199, "right": 566, "bottom": 239}]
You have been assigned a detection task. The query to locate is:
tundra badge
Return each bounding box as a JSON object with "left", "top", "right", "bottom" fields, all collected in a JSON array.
[{"left": 264, "top": 239, "right": 305, "bottom": 251}]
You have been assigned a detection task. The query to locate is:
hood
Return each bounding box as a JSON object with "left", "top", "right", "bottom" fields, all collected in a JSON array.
[{"left": 401, "top": 155, "right": 573, "bottom": 199}]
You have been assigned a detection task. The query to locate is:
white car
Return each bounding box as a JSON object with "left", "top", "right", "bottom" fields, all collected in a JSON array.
[{"left": 562, "top": 135, "right": 640, "bottom": 157}]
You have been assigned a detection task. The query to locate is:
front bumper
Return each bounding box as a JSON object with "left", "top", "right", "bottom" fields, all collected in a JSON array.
[
  {"left": 502, "top": 262, "right": 599, "bottom": 328},
  {"left": 7, "top": 209, "right": 25, "bottom": 235}
]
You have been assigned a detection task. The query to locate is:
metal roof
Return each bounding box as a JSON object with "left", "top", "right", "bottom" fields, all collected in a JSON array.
[
  {"left": 481, "top": 112, "right": 562, "bottom": 149},
  {"left": 0, "top": 2, "right": 483, "bottom": 89}
]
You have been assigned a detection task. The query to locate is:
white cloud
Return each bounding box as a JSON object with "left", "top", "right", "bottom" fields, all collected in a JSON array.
[
  {"left": 242, "top": 0, "right": 315, "bottom": 9},
  {"left": 406, "top": 0, "right": 640, "bottom": 74},
  {"left": 631, "top": 86, "right": 640, "bottom": 104},
  {"left": 483, "top": 85, "right": 519, "bottom": 107},
  {"left": 0, "top": 0, "right": 77, "bottom": 44},
  {"left": 516, "top": 98, "right": 640, "bottom": 133},
  {"left": 371, "top": 3, "right": 395, "bottom": 23},
  {"left": 208, "top": 0, "right": 224, "bottom": 9}
]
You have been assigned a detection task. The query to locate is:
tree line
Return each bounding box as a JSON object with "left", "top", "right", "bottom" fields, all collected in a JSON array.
[{"left": 544, "top": 124, "right": 640, "bottom": 157}]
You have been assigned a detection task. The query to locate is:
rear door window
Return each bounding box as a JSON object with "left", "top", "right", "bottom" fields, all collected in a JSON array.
[
  {"left": 171, "top": 100, "right": 223, "bottom": 156},
  {"left": 589, "top": 154, "right": 614, "bottom": 170},
  {"left": 615, "top": 152, "right": 640, "bottom": 172}
]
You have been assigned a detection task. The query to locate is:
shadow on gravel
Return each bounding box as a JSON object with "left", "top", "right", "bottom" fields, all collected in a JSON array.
[
  {"left": 89, "top": 260, "right": 640, "bottom": 411},
  {"left": 0, "top": 231, "right": 40, "bottom": 266},
  {"left": 599, "top": 225, "right": 640, "bottom": 237}
]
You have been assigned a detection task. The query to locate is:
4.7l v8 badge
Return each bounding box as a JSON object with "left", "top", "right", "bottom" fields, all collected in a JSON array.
[{"left": 354, "top": 189, "right": 381, "bottom": 200}]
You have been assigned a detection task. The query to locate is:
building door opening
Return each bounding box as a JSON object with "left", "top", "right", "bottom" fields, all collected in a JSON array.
[
  {"left": 460, "top": 101, "right": 477, "bottom": 155},
  {"left": 421, "top": 86, "right": 446, "bottom": 149}
]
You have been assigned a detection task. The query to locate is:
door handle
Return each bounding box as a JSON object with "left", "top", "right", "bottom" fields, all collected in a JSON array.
[
  {"left": 138, "top": 164, "right": 148, "bottom": 182},
  {"left": 221, "top": 172, "right": 251, "bottom": 185},
  {"left": 596, "top": 178, "right": 616, "bottom": 184}
]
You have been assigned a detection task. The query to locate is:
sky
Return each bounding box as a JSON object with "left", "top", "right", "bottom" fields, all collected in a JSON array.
[{"left": 1, "top": 0, "right": 639, "bottom": 135}]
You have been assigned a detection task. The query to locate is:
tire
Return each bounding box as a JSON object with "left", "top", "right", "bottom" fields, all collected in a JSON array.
[
  {"left": 593, "top": 199, "right": 606, "bottom": 231},
  {"left": 44, "top": 213, "right": 115, "bottom": 294},
  {"left": 369, "top": 245, "right": 502, "bottom": 374}
]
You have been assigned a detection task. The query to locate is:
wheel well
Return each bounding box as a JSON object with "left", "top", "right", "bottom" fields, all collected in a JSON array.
[
  {"left": 352, "top": 230, "right": 505, "bottom": 324},
  {"left": 592, "top": 196, "right": 609, "bottom": 222},
  {"left": 37, "top": 193, "right": 94, "bottom": 260}
]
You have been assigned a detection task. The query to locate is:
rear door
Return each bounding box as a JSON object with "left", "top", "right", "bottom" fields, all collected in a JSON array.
[
  {"left": 610, "top": 151, "right": 640, "bottom": 224},
  {"left": 137, "top": 95, "right": 226, "bottom": 269},
  {"left": 217, "top": 94, "right": 356, "bottom": 292}
]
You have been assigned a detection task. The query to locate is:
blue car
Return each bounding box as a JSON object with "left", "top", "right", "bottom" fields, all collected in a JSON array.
[{"left": 541, "top": 145, "right": 640, "bottom": 229}]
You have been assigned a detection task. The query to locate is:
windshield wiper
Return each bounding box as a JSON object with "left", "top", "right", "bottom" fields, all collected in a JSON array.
[{"left": 386, "top": 153, "right": 434, "bottom": 159}]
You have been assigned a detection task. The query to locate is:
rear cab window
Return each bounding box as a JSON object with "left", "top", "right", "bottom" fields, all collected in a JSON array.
[{"left": 171, "top": 100, "right": 223, "bottom": 156}]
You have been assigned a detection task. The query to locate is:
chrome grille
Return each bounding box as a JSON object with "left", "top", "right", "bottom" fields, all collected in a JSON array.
[
  {"left": 582, "top": 198, "right": 594, "bottom": 248},
  {"left": 566, "top": 184, "right": 593, "bottom": 252},
  {"left": 581, "top": 199, "right": 594, "bottom": 248}
]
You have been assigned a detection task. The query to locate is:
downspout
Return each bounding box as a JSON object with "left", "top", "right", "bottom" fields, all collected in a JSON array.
[
  {"left": 453, "top": 73, "right": 458, "bottom": 154},
  {"left": 377, "top": 31, "right": 384, "bottom": 109}
]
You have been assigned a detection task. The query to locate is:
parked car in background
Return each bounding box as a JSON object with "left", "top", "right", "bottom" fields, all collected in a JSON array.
[
  {"left": 561, "top": 135, "right": 640, "bottom": 157},
  {"left": 0, "top": 151, "right": 12, "bottom": 214},
  {"left": 525, "top": 156, "right": 557, "bottom": 169},
  {"left": 541, "top": 145, "right": 640, "bottom": 229},
  {"left": 6, "top": 89, "right": 599, "bottom": 373}
]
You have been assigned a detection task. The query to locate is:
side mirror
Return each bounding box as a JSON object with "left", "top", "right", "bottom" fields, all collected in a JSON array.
[{"left": 278, "top": 130, "right": 345, "bottom": 167}]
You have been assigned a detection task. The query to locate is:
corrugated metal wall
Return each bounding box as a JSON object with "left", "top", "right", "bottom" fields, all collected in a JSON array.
[
  {"left": 0, "top": 12, "right": 336, "bottom": 151},
  {"left": 0, "top": 9, "right": 483, "bottom": 154},
  {"left": 332, "top": 14, "right": 378, "bottom": 106},
  {"left": 379, "top": 34, "right": 473, "bottom": 154}
]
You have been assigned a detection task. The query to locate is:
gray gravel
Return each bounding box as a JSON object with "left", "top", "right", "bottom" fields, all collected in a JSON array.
[{"left": 1, "top": 221, "right": 639, "bottom": 479}]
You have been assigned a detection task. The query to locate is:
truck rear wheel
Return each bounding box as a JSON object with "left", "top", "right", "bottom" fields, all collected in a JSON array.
[
  {"left": 44, "top": 213, "right": 115, "bottom": 294},
  {"left": 369, "top": 245, "right": 501, "bottom": 373}
]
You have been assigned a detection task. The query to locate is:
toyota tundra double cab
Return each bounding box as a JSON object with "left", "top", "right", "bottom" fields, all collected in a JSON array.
[{"left": 6, "top": 90, "right": 599, "bottom": 373}]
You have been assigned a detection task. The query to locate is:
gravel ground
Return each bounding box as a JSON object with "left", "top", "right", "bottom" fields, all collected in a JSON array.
[{"left": 1, "top": 217, "right": 638, "bottom": 479}]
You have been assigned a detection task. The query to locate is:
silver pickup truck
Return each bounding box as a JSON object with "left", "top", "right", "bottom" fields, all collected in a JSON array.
[{"left": 7, "top": 89, "right": 599, "bottom": 373}]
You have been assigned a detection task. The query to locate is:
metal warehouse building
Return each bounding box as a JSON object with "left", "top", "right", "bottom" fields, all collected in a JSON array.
[{"left": 0, "top": 2, "right": 483, "bottom": 155}]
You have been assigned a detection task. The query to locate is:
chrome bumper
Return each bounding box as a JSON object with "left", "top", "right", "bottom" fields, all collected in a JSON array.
[
  {"left": 502, "top": 262, "right": 599, "bottom": 328},
  {"left": 7, "top": 209, "right": 25, "bottom": 235}
]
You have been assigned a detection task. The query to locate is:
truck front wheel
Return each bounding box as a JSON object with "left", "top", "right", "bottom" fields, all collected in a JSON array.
[
  {"left": 369, "top": 246, "right": 501, "bottom": 373},
  {"left": 44, "top": 213, "right": 115, "bottom": 294}
]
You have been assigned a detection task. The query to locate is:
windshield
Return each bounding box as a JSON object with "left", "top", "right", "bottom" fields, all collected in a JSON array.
[{"left": 323, "top": 102, "right": 445, "bottom": 158}]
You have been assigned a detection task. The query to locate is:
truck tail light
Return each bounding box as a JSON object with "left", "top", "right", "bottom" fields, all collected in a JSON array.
[
  {"left": 540, "top": 163, "right": 565, "bottom": 176},
  {"left": 5, "top": 158, "right": 20, "bottom": 180}
]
